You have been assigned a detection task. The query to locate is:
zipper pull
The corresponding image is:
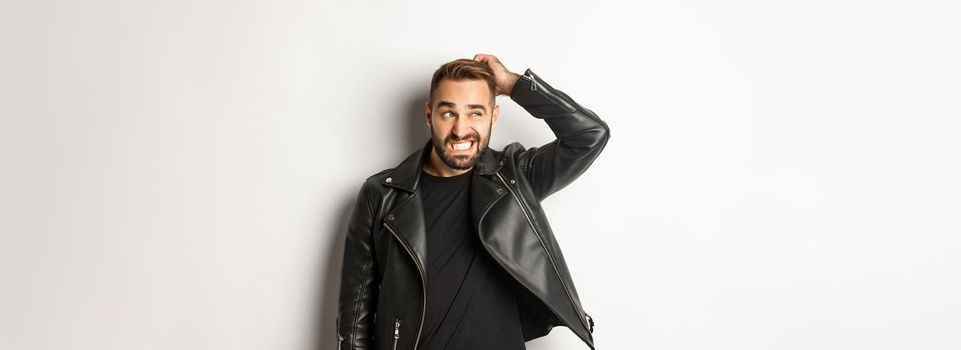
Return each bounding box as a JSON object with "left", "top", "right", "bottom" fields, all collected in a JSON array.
[
  {"left": 585, "top": 313, "right": 594, "bottom": 333},
  {"left": 527, "top": 70, "right": 536, "bottom": 91},
  {"left": 394, "top": 319, "right": 401, "bottom": 339},
  {"left": 336, "top": 315, "right": 344, "bottom": 348}
]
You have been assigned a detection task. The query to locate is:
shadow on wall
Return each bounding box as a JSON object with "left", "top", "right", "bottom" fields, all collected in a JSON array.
[{"left": 310, "top": 91, "right": 429, "bottom": 349}]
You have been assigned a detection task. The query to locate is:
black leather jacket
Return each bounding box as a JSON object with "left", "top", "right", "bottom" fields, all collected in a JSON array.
[{"left": 337, "top": 68, "right": 610, "bottom": 350}]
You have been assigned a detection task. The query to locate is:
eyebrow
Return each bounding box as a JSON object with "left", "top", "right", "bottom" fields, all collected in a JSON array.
[{"left": 436, "top": 101, "right": 487, "bottom": 112}]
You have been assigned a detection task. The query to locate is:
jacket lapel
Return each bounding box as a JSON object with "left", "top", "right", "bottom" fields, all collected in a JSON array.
[
  {"left": 381, "top": 138, "right": 507, "bottom": 274},
  {"left": 469, "top": 167, "right": 510, "bottom": 235}
]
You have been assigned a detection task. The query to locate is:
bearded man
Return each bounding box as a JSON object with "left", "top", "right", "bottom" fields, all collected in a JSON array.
[{"left": 337, "top": 53, "right": 610, "bottom": 350}]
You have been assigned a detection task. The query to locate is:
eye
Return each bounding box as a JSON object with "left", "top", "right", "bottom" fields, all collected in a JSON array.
[
  {"left": 471, "top": 112, "right": 482, "bottom": 117},
  {"left": 442, "top": 111, "right": 454, "bottom": 118}
]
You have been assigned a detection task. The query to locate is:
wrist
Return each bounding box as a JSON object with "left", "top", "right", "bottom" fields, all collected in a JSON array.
[{"left": 504, "top": 72, "right": 521, "bottom": 97}]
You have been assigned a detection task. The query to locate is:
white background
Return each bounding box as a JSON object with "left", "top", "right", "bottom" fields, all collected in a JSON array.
[{"left": 2, "top": 0, "right": 959, "bottom": 349}]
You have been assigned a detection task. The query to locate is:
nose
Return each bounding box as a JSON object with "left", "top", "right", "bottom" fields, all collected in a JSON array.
[{"left": 452, "top": 116, "right": 472, "bottom": 139}]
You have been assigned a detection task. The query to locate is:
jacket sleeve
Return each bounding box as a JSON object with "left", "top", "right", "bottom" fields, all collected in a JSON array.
[
  {"left": 509, "top": 68, "right": 611, "bottom": 201},
  {"left": 336, "top": 180, "right": 379, "bottom": 349}
]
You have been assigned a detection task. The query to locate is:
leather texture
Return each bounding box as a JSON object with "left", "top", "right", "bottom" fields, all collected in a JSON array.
[{"left": 337, "top": 68, "right": 610, "bottom": 350}]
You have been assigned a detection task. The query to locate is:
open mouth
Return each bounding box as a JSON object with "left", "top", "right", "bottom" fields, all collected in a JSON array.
[{"left": 448, "top": 140, "right": 475, "bottom": 154}]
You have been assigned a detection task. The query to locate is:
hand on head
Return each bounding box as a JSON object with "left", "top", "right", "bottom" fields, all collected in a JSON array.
[{"left": 473, "top": 53, "right": 521, "bottom": 97}]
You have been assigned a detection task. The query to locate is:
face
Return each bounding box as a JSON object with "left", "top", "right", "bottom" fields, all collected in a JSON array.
[{"left": 425, "top": 79, "right": 499, "bottom": 172}]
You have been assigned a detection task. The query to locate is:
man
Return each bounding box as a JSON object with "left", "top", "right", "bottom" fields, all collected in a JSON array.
[{"left": 337, "top": 54, "right": 610, "bottom": 350}]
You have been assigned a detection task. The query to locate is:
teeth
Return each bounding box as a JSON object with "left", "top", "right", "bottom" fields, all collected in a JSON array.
[{"left": 452, "top": 141, "right": 472, "bottom": 150}]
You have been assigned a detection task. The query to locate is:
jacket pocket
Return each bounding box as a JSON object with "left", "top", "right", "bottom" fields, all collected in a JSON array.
[{"left": 392, "top": 316, "right": 402, "bottom": 350}]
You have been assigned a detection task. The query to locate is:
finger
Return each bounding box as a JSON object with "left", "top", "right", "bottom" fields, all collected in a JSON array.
[{"left": 475, "top": 54, "right": 497, "bottom": 64}]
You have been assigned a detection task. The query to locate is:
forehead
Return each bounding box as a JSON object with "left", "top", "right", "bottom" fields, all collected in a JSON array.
[{"left": 433, "top": 79, "right": 493, "bottom": 108}]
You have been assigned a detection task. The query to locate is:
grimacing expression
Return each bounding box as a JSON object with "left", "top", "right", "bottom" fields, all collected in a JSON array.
[{"left": 426, "top": 79, "right": 500, "bottom": 171}]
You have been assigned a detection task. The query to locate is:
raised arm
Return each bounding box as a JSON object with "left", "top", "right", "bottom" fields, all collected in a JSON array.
[
  {"left": 509, "top": 68, "right": 611, "bottom": 201},
  {"left": 336, "top": 180, "right": 379, "bottom": 349}
]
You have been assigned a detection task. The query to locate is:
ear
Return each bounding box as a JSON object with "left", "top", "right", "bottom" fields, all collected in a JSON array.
[
  {"left": 424, "top": 100, "right": 432, "bottom": 129},
  {"left": 492, "top": 104, "right": 500, "bottom": 130}
]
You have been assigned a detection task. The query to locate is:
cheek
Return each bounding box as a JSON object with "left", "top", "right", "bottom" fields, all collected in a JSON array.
[
  {"left": 480, "top": 122, "right": 493, "bottom": 136},
  {"left": 432, "top": 124, "right": 451, "bottom": 137}
]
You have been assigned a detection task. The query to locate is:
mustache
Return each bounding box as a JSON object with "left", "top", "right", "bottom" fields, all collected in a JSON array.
[{"left": 447, "top": 134, "right": 479, "bottom": 143}]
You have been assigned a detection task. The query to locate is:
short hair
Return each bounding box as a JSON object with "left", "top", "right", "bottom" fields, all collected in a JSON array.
[{"left": 428, "top": 58, "right": 497, "bottom": 107}]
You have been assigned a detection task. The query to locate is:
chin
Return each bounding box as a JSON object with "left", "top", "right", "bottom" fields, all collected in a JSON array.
[
  {"left": 432, "top": 135, "right": 488, "bottom": 170},
  {"left": 444, "top": 157, "right": 475, "bottom": 170}
]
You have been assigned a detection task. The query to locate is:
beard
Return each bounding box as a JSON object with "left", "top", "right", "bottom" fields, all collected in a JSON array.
[{"left": 430, "top": 123, "right": 490, "bottom": 171}]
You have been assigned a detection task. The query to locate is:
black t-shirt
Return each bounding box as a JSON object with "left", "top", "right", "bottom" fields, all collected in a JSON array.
[{"left": 416, "top": 168, "right": 526, "bottom": 350}]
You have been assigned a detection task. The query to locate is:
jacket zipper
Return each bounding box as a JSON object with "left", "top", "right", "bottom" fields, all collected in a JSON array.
[
  {"left": 336, "top": 315, "right": 344, "bottom": 349},
  {"left": 384, "top": 222, "right": 426, "bottom": 349},
  {"left": 392, "top": 317, "right": 401, "bottom": 350},
  {"left": 494, "top": 171, "right": 592, "bottom": 334},
  {"left": 525, "top": 70, "right": 577, "bottom": 112}
]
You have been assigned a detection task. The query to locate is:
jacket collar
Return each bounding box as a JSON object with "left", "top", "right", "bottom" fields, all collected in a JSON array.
[
  {"left": 379, "top": 138, "right": 510, "bottom": 286},
  {"left": 382, "top": 138, "right": 504, "bottom": 192}
]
